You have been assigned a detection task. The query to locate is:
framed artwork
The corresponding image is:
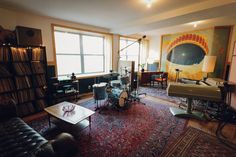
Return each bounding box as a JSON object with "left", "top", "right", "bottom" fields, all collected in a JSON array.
[{"left": 233, "top": 41, "right": 236, "bottom": 56}]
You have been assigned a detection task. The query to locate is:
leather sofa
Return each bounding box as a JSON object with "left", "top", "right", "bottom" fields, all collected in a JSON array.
[{"left": 0, "top": 98, "right": 78, "bottom": 157}]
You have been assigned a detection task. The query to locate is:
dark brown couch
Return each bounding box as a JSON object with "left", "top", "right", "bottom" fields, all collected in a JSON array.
[{"left": 0, "top": 99, "right": 78, "bottom": 157}]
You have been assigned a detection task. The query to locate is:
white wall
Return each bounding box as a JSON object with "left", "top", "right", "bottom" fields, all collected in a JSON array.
[{"left": 0, "top": 7, "right": 109, "bottom": 63}]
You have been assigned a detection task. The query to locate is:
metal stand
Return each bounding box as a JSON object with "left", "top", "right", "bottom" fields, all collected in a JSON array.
[
  {"left": 117, "top": 36, "right": 147, "bottom": 105},
  {"left": 129, "top": 39, "right": 146, "bottom": 105},
  {"left": 175, "top": 69, "right": 182, "bottom": 82},
  {"left": 170, "top": 98, "right": 206, "bottom": 120}
]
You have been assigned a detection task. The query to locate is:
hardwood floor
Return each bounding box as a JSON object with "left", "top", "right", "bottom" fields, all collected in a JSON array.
[{"left": 188, "top": 119, "right": 236, "bottom": 144}]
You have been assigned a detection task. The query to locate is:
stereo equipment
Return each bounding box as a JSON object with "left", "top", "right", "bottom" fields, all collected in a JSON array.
[{"left": 15, "top": 26, "right": 42, "bottom": 46}]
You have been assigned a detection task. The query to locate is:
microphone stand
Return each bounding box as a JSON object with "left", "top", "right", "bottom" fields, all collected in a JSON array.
[{"left": 117, "top": 36, "right": 146, "bottom": 105}]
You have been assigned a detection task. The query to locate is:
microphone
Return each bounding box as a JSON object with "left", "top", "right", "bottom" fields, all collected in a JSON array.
[{"left": 138, "top": 35, "right": 146, "bottom": 42}]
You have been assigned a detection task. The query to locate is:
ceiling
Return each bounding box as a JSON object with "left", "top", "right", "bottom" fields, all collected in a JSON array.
[{"left": 1, "top": 0, "right": 236, "bottom": 36}]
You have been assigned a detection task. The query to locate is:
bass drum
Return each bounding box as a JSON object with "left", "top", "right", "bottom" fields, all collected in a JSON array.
[{"left": 110, "top": 88, "right": 128, "bottom": 108}]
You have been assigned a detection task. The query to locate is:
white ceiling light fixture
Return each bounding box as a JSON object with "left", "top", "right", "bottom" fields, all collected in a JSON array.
[
  {"left": 144, "top": 0, "right": 154, "bottom": 8},
  {"left": 188, "top": 21, "right": 202, "bottom": 28}
]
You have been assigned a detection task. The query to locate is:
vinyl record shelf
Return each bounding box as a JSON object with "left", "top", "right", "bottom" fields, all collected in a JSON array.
[{"left": 0, "top": 45, "right": 49, "bottom": 117}]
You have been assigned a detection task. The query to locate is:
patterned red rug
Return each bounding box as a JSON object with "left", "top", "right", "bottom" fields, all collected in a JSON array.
[
  {"left": 139, "top": 86, "right": 181, "bottom": 104},
  {"left": 28, "top": 98, "right": 186, "bottom": 157},
  {"left": 160, "top": 127, "right": 236, "bottom": 157}
]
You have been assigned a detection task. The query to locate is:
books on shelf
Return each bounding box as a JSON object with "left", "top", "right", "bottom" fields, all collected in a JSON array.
[
  {"left": 17, "top": 89, "right": 35, "bottom": 103},
  {"left": 10, "top": 47, "right": 29, "bottom": 61},
  {"left": 0, "top": 46, "right": 48, "bottom": 117},
  {"left": 0, "top": 79, "right": 14, "bottom": 93},
  {"left": 0, "top": 66, "right": 11, "bottom": 77},
  {"left": 34, "top": 74, "right": 46, "bottom": 87},
  {"left": 0, "top": 47, "right": 10, "bottom": 62},
  {"left": 0, "top": 93, "right": 18, "bottom": 104},
  {"left": 35, "top": 87, "right": 46, "bottom": 98},
  {"left": 31, "top": 62, "right": 45, "bottom": 74},
  {"left": 32, "top": 48, "right": 45, "bottom": 61},
  {"left": 13, "top": 63, "right": 32, "bottom": 75},
  {"left": 15, "top": 76, "right": 32, "bottom": 90}
]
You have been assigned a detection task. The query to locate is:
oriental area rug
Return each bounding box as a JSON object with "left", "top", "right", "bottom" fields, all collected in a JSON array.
[
  {"left": 160, "top": 127, "right": 236, "bottom": 157},
  {"left": 28, "top": 98, "right": 186, "bottom": 157},
  {"left": 138, "top": 86, "right": 181, "bottom": 104}
]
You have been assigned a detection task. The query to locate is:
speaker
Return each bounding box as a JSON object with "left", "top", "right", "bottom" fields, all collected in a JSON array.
[
  {"left": 47, "top": 65, "right": 56, "bottom": 79},
  {"left": 15, "top": 26, "right": 42, "bottom": 46},
  {"left": 225, "top": 64, "right": 230, "bottom": 81}
]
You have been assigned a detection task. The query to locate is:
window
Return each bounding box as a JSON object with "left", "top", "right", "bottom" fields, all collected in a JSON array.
[
  {"left": 119, "top": 38, "right": 140, "bottom": 71},
  {"left": 54, "top": 27, "right": 110, "bottom": 76}
]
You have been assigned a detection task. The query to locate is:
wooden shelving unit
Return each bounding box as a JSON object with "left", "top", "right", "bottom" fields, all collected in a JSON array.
[
  {"left": 0, "top": 45, "right": 48, "bottom": 117},
  {"left": 0, "top": 46, "right": 18, "bottom": 106}
]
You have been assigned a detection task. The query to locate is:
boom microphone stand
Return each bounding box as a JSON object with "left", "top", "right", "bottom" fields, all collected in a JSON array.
[{"left": 117, "top": 35, "right": 147, "bottom": 104}]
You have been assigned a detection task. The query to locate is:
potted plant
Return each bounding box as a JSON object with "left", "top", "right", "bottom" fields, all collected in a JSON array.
[{"left": 139, "top": 64, "right": 145, "bottom": 72}]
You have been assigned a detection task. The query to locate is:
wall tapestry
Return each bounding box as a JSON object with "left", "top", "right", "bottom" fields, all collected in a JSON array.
[{"left": 160, "top": 27, "right": 231, "bottom": 80}]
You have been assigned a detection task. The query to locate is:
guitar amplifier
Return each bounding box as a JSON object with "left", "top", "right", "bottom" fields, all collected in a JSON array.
[{"left": 15, "top": 26, "right": 42, "bottom": 46}]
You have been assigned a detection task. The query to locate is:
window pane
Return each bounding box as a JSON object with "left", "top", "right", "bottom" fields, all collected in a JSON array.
[
  {"left": 56, "top": 55, "right": 81, "bottom": 76},
  {"left": 120, "top": 40, "right": 126, "bottom": 48},
  {"left": 120, "top": 40, "right": 126, "bottom": 56},
  {"left": 119, "top": 39, "right": 139, "bottom": 56},
  {"left": 84, "top": 56, "right": 104, "bottom": 73},
  {"left": 83, "top": 35, "right": 103, "bottom": 54},
  {"left": 55, "top": 31, "right": 80, "bottom": 54},
  {"left": 120, "top": 56, "right": 127, "bottom": 61},
  {"left": 127, "top": 55, "right": 138, "bottom": 62},
  {"left": 127, "top": 42, "right": 139, "bottom": 55}
]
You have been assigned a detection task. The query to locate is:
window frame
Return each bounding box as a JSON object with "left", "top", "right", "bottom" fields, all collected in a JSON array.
[
  {"left": 54, "top": 30, "right": 106, "bottom": 76},
  {"left": 119, "top": 37, "right": 140, "bottom": 71}
]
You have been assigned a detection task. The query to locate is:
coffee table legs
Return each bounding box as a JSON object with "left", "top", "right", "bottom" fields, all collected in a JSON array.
[{"left": 89, "top": 116, "right": 91, "bottom": 131}]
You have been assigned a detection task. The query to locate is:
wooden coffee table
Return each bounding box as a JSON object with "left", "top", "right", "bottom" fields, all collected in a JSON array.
[{"left": 44, "top": 101, "right": 95, "bottom": 132}]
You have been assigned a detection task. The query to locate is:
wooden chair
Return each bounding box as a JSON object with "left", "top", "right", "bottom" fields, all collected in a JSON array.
[{"left": 151, "top": 72, "right": 168, "bottom": 89}]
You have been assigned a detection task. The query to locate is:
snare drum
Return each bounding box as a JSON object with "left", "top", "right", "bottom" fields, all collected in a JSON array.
[{"left": 109, "top": 88, "right": 128, "bottom": 108}]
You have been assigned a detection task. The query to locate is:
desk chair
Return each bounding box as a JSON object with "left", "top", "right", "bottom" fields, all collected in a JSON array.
[{"left": 151, "top": 72, "right": 168, "bottom": 89}]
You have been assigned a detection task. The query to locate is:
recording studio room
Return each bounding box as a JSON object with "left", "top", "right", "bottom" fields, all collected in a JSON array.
[{"left": 0, "top": 1, "right": 236, "bottom": 157}]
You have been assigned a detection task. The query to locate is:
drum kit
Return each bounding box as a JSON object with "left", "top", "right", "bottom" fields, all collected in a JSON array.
[
  {"left": 93, "top": 68, "right": 142, "bottom": 111},
  {"left": 108, "top": 75, "right": 130, "bottom": 109}
]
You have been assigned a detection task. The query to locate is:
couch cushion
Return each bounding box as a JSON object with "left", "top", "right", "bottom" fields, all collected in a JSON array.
[{"left": 0, "top": 118, "right": 48, "bottom": 157}]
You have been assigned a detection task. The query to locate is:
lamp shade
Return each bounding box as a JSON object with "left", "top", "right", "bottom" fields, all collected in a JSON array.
[{"left": 202, "top": 56, "right": 217, "bottom": 73}]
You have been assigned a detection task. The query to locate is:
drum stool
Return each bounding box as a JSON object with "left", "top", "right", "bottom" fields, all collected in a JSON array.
[{"left": 93, "top": 83, "right": 107, "bottom": 111}]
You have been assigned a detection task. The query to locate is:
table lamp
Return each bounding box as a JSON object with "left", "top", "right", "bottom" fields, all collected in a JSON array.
[{"left": 202, "top": 55, "right": 217, "bottom": 79}]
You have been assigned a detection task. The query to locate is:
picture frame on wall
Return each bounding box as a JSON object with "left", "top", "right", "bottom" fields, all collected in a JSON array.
[{"left": 233, "top": 41, "right": 236, "bottom": 56}]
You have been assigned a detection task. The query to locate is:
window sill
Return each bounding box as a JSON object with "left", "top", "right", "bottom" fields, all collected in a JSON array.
[
  {"left": 76, "top": 72, "right": 110, "bottom": 79},
  {"left": 58, "top": 72, "right": 112, "bottom": 81}
]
